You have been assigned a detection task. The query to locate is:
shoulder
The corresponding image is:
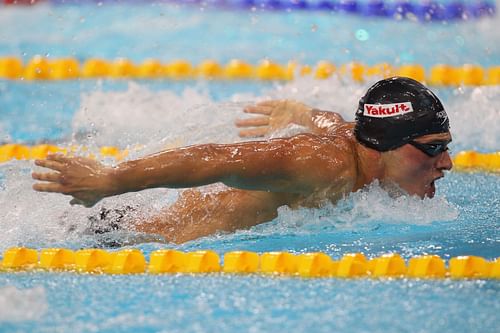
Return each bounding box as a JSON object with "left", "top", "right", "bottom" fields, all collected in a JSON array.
[
  {"left": 281, "top": 133, "right": 358, "bottom": 178},
  {"left": 286, "top": 132, "right": 357, "bottom": 156}
]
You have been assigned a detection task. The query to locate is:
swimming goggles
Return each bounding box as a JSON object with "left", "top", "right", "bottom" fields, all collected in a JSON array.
[{"left": 409, "top": 140, "right": 450, "bottom": 157}]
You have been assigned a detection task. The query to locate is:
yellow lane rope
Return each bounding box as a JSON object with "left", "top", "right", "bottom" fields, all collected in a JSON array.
[
  {"left": 1, "top": 56, "right": 499, "bottom": 86},
  {"left": 1, "top": 248, "right": 498, "bottom": 279},
  {"left": 0, "top": 144, "right": 130, "bottom": 162},
  {"left": 1, "top": 144, "right": 498, "bottom": 173}
]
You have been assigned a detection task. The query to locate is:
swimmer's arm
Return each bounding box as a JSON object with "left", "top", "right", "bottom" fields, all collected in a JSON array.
[
  {"left": 114, "top": 134, "right": 350, "bottom": 196},
  {"left": 32, "top": 134, "right": 353, "bottom": 207},
  {"left": 236, "top": 100, "right": 345, "bottom": 137}
]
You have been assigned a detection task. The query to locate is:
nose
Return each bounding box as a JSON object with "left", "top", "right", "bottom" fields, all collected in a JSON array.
[{"left": 436, "top": 150, "right": 453, "bottom": 171}]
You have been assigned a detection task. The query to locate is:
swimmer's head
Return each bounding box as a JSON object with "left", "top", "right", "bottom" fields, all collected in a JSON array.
[{"left": 354, "top": 77, "right": 450, "bottom": 152}]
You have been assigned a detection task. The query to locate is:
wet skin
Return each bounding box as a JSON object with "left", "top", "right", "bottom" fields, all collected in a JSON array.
[{"left": 32, "top": 100, "right": 453, "bottom": 243}]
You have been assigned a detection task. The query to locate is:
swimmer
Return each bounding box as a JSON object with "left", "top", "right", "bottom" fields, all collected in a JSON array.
[{"left": 32, "top": 77, "right": 453, "bottom": 243}]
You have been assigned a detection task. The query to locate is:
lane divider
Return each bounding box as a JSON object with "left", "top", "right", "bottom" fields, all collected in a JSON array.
[
  {"left": 452, "top": 151, "right": 500, "bottom": 173},
  {"left": 172, "top": 0, "right": 496, "bottom": 22},
  {"left": 1, "top": 56, "right": 499, "bottom": 86},
  {"left": 1, "top": 247, "right": 499, "bottom": 279},
  {"left": 0, "top": 144, "right": 129, "bottom": 163},
  {"left": 2, "top": 0, "right": 496, "bottom": 22},
  {"left": 1, "top": 144, "right": 499, "bottom": 173}
]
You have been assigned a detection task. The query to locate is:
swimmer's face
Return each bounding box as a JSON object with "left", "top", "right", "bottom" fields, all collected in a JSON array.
[{"left": 382, "top": 132, "right": 453, "bottom": 198}]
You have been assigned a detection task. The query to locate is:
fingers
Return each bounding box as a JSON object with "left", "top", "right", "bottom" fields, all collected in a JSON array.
[
  {"left": 243, "top": 104, "right": 273, "bottom": 115},
  {"left": 32, "top": 182, "right": 65, "bottom": 193},
  {"left": 46, "top": 153, "right": 70, "bottom": 163},
  {"left": 32, "top": 171, "right": 62, "bottom": 182},
  {"left": 235, "top": 116, "right": 269, "bottom": 128},
  {"left": 238, "top": 127, "right": 270, "bottom": 138},
  {"left": 34, "top": 158, "right": 65, "bottom": 172}
]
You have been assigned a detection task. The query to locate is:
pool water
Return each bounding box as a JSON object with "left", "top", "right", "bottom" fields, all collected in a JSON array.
[{"left": 0, "top": 2, "right": 499, "bottom": 332}]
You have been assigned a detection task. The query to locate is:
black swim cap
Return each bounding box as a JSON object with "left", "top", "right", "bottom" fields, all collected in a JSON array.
[{"left": 354, "top": 77, "right": 450, "bottom": 152}]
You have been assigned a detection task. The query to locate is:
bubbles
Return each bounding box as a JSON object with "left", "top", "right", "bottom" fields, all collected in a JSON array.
[{"left": 355, "top": 29, "right": 369, "bottom": 41}]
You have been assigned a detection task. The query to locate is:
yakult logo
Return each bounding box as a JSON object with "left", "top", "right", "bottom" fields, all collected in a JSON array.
[{"left": 363, "top": 102, "right": 414, "bottom": 118}]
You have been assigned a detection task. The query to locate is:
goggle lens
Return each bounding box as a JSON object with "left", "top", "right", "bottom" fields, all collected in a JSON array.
[{"left": 409, "top": 141, "right": 450, "bottom": 157}]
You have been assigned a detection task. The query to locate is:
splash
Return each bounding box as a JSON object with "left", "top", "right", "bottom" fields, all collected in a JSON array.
[
  {"left": 70, "top": 77, "right": 371, "bottom": 154},
  {"left": 0, "top": 160, "right": 172, "bottom": 251},
  {"left": 0, "top": 286, "right": 47, "bottom": 322},
  {"left": 447, "top": 85, "right": 500, "bottom": 151},
  {"left": 71, "top": 82, "right": 254, "bottom": 154},
  {"left": 247, "top": 181, "right": 458, "bottom": 236}
]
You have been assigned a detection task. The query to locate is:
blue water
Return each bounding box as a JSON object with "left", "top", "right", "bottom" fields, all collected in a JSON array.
[
  {"left": 1, "top": 273, "right": 498, "bottom": 333},
  {"left": 1, "top": 3, "right": 499, "bottom": 65},
  {"left": 0, "top": 3, "right": 499, "bottom": 333}
]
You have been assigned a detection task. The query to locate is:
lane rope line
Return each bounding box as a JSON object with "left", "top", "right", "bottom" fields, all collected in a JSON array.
[
  {"left": 1, "top": 56, "right": 499, "bottom": 86},
  {"left": 1, "top": 248, "right": 499, "bottom": 278}
]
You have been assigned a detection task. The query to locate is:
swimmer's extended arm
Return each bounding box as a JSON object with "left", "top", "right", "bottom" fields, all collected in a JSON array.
[
  {"left": 32, "top": 134, "right": 354, "bottom": 207},
  {"left": 114, "top": 134, "right": 347, "bottom": 194},
  {"left": 236, "top": 100, "right": 345, "bottom": 137}
]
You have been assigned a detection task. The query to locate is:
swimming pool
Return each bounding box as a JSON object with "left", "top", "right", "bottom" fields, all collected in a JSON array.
[{"left": 0, "top": 2, "right": 499, "bottom": 332}]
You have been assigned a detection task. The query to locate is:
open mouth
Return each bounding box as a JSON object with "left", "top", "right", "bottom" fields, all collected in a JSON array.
[
  {"left": 427, "top": 175, "right": 444, "bottom": 198},
  {"left": 428, "top": 181, "right": 436, "bottom": 198}
]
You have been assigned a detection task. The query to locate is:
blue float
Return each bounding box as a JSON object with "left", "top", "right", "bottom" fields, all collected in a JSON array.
[
  {"left": 338, "top": 0, "right": 358, "bottom": 13},
  {"left": 316, "top": 0, "right": 337, "bottom": 10},
  {"left": 364, "top": 0, "right": 389, "bottom": 16},
  {"left": 469, "top": 0, "right": 496, "bottom": 17},
  {"left": 390, "top": 0, "right": 414, "bottom": 17}
]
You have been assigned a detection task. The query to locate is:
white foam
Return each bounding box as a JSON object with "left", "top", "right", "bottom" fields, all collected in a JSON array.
[
  {"left": 448, "top": 85, "right": 500, "bottom": 151},
  {"left": 0, "top": 159, "right": 175, "bottom": 251},
  {"left": 73, "top": 82, "right": 213, "bottom": 148},
  {"left": 0, "top": 286, "right": 47, "bottom": 322},
  {"left": 70, "top": 77, "right": 371, "bottom": 152},
  {"left": 248, "top": 180, "right": 459, "bottom": 236}
]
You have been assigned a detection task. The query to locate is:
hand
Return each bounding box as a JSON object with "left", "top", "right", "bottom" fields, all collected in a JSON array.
[
  {"left": 235, "top": 100, "right": 312, "bottom": 137},
  {"left": 32, "top": 154, "right": 117, "bottom": 207}
]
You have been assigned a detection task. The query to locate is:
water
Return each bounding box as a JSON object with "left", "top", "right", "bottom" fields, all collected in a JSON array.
[
  {"left": 1, "top": 274, "right": 498, "bottom": 333},
  {"left": 0, "top": 2, "right": 499, "bottom": 333}
]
